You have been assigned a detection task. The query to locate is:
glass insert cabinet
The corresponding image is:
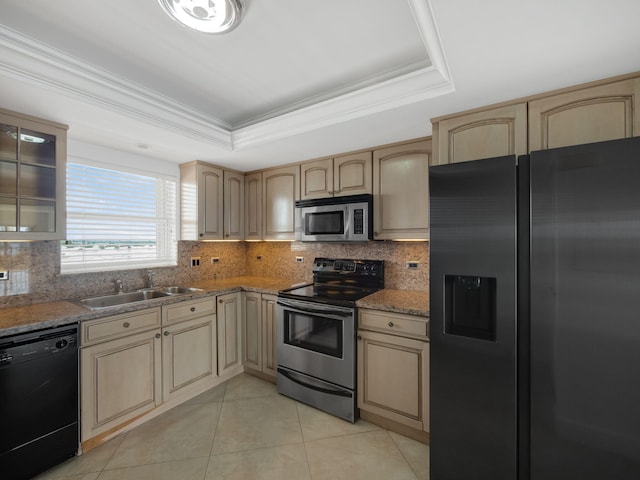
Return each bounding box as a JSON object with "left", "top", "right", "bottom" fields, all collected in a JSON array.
[{"left": 0, "top": 108, "right": 67, "bottom": 240}]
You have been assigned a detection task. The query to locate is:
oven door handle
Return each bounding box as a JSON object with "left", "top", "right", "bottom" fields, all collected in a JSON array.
[
  {"left": 277, "top": 298, "right": 353, "bottom": 317},
  {"left": 277, "top": 368, "right": 352, "bottom": 398}
]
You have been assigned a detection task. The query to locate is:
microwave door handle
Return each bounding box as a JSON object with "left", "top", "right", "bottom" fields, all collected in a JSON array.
[{"left": 277, "top": 299, "right": 352, "bottom": 317}]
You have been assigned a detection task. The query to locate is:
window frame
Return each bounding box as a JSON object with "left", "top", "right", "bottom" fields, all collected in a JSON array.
[{"left": 60, "top": 156, "right": 179, "bottom": 274}]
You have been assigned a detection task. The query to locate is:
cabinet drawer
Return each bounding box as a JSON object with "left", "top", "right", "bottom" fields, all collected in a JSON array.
[
  {"left": 82, "top": 308, "right": 161, "bottom": 346},
  {"left": 163, "top": 297, "right": 216, "bottom": 325},
  {"left": 359, "top": 309, "right": 428, "bottom": 339}
]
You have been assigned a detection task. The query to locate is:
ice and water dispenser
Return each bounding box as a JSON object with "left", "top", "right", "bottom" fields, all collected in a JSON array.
[{"left": 444, "top": 275, "right": 497, "bottom": 341}]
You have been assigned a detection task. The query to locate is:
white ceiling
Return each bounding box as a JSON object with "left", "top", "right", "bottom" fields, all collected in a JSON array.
[{"left": 1, "top": 0, "right": 640, "bottom": 171}]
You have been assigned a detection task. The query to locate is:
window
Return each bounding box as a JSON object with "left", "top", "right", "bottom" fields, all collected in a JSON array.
[{"left": 61, "top": 160, "right": 177, "bottom": 274}]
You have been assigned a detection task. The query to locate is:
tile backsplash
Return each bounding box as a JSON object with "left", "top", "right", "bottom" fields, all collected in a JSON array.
[{"left": 0, "top": 240, "right": 428, "bottom": 308}]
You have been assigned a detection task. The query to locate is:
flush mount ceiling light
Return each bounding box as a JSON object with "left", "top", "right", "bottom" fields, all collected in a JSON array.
[{"left": 157, "top": 0, "right": 244, "bottom": 34}]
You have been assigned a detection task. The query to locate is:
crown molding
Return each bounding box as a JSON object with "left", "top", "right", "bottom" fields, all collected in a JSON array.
[
  {"left": 0, "top": 25, "right": 233, "bottom": 149},
  {"left": 0, "top": 0, "right": 452, "bottom": 152},
  {"left": 232, "top": 65, "right": 454, "bottom": 148}
]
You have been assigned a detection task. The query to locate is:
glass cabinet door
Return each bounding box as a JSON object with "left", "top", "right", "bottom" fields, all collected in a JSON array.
[{"left": 0, "top": 110, "right": 67, "bottom": 239}]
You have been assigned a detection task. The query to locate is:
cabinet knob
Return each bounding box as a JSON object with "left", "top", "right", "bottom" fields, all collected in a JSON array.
[
  {"left": 164, "top": 331, "right": 170, "bottom": 336},
  {"left": 219, "top": 299, "right": 223, "bottom": 303},
  {"left": 123, "top": 322, "right": 130, "bottom": 328},
  {"left": 388, "top": 321, "right": 394, "bottom": 327},
  {"left": 155, "top": 333, "right": 161, "bottom": 339},
  {"left": 190, "top": 307, "right": 196, "bottom": 312},
  {"left": 357, "top": 335, "right": 362, "bottom": 340}
]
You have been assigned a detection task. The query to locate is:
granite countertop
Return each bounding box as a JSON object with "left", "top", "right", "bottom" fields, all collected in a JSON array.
[
  {"left": 0, "top": 277, "right": 428, "bottom": 337},
  {"left": 0, "top": 276, "right": 306, "bottom": 337},
  {"left": 357, "top": 289, "right": 429, "bottom": 317}
]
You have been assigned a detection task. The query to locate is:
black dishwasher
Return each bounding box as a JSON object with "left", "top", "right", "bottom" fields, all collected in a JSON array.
[{"left": 0, "top": 324, "right": 79, "bottom": 480}]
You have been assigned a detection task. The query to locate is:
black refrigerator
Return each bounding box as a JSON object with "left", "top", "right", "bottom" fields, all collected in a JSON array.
[{"left": 429, "top": 136, "right": 640, "bottom": 480}]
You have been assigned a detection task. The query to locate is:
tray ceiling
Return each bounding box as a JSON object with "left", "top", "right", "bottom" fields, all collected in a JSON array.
[{"left": 1, "top": 0, "right": 639, "bottom": 171}]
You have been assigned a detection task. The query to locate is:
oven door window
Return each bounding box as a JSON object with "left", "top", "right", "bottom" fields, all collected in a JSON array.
[
  {"left": 284, "top": 310, "right": 343, "bottom": 358},
  {"left": 305, "top": 211, "right": 344, "bottom": 235}
]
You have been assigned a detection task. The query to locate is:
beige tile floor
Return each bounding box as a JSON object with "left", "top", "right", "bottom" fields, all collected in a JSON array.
[{"left": 35, "top": 373, "right": 429, "bottom": 480}]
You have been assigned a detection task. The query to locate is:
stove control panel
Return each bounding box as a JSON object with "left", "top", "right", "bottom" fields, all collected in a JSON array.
[{"left": 312, "top": 258, "right": 384, "bottom": 277}]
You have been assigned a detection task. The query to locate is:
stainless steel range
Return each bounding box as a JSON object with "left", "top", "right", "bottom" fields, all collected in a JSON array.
[{"left": 276, "top": 258, "right": 384, "bottom": 422}]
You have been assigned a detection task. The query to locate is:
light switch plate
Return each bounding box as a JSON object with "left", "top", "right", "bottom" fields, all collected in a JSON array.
[
  {"left": 406, "top": 261, "right": 420, "bottom": 270},
  {"left": 0, "top": 271, "right": 7, "bottom": 280}
]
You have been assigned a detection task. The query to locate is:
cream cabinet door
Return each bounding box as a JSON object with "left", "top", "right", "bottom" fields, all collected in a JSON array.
[
  {"left": 432, "top": 103, "right": 527, "bottom": 165},
  {"left": 300, "top": 158, "right": 333, "bottom": 200},
  {"left": 261, "top": 294, "right": 278, "bottom": 378},
  {"left": 81, "top": 328, "right": 162, "bottom": 441},
  {"left": 357, "top": 329, "right": 429, "bottom": 432},
  {"left": 242, "top": 291, "right": 262, "bottom": 373},
  {"left": 333, "top": 151, "right": 372, "bottom": 196},
  {"left": 529, "top": 77, "right": 640, "bottom": 151},
  {"left": 224, "top": 170, "right": 244, "bottom": 240},
  {"left": 244, "top": 172, "right": 262, "bottom": 240},
  {"left": 373, "top": 140, "right": 431, "bottom": 240},
  {"left": 162, "top": 315, "right": 217, "bottom": 401},
  {"left": 198, "top": 164, "right": 224, "bottom": 240},
  {"left": 180, "top": 161, "right": 224, "bottom": 240},
  {"left": 262, "top": 165, "right": 300, "bottom": 240},
  {"left": 217, "top": 292, "right": 242, "bottom": 376}
]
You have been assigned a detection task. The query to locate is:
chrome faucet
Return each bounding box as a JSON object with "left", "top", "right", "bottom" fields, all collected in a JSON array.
[
  {"left": 147, "top": 270, "right": 155, "bottom": 288},
  {"left": 115, "top": 279, "right": 124, "bottom": 294}
]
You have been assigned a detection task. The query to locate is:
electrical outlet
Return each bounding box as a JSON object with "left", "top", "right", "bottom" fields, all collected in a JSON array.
[
  {"left": 211, "top": 257, "right": 220, "bottom": 264},
  {"left": 0, "top": 270, "right": 8, "bottom": 280},
  {"left": 406, "top": 261, "right": 420, "bottom": 270},
  {"left": 295, "top": 256, "right": 304, "bottom": 263},
  {"left": 190, "top": 257, "right": 201, "bottom": 267}
]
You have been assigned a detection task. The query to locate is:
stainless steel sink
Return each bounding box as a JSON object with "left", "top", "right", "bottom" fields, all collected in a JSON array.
[
  {"left": 79, "top": 290, "right": 172, "bottom": 309},
  {"left": 160, "top": 286, "right": 203, "bottom": 295},
  {"left": 78, "top": 286, "right": 203, "bottom": 310}
]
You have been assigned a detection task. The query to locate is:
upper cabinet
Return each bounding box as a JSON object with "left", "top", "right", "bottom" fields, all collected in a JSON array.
[
  {"left": 373, "top": 139, "right": 431, "bottom": 240},
  {"left": 300, "top": 152, "right": 372, "bottom": 200},
  {"left": 223, "top": 170, "right": 244, "bottom": 240},
  {"left": 244, "top": 172, "right": 262, "bottom": 241},
  {"left": 0, "top": 108, "right": 67, "bottom": 240},
  {"left": 432, "top": 103, "right": 527, "bottom": 165},
  {"left": 262, "top": 165, "right": 299, "bottom": 240},
  {"left": 180, "top": 161, "right": 243, "bottom": 241},
  {"left": 432, "top": 73, "right": 640, "bottom": 164},
  {"left": 528, "top": 77, "right": 640, "bottom": 151}
]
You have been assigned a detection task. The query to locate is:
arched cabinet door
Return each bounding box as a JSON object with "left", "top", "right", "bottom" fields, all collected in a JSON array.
[
  {"left": 432, "top": 103, "right": 527, "bottom": 165},
  {"left": 373, "top": 139, "right": 431, "bottom": 240},
  {"left": 528, "top": 77, "right": 640, "bottom": 151},
  {"left": 262, "top": 165, "right": 300, "bottom": 240}
]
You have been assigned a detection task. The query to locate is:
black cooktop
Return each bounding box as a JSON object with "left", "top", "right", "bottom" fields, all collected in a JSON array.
[{"left": 278, "top": 258, "right": 384, "bottom": 307}]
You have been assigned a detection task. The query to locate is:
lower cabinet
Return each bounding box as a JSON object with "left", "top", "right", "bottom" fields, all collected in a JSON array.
[
  {"left": 80, "top": 299, "right": 217, "bottom": 443},
  {"left": 162, "top": 298, "right": 217, "bottom": 401},
  {"left": 217, "top": 292, "right": 242, "bottom": 376},
  {"left": 242, "top": 292, "right": 277, "bottom": 379},
  {"left": 80, "top": 308, "right": 163, "bottom": 442},
  {"left": 357, "top": 309, "right": 429, "bottom": 437}
]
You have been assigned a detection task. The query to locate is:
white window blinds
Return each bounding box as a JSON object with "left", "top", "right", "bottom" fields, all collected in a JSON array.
[{"left": 61, "top": 161, "right": 177, "bottom": 273}]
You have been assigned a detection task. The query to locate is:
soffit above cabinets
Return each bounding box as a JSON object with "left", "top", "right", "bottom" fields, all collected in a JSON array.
[{"left": 0, "top": 0, "right": 639, "bottom": 171}]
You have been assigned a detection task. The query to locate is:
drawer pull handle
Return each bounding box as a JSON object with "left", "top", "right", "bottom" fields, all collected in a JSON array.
[
  {"left": 164, "top": 331, "right": 170, "bottom": 336},
  {"left": 388, "top": 321, "right": 394, "bottom": 327},
  {"left": 123, "top": 322, "right": 130, "bottom": 328},
  {"left": 190, "top": 307, "right": 196, "bottom": 312},
  {"left": 155, "top": 333, "right": 161, "bottom": 339}
]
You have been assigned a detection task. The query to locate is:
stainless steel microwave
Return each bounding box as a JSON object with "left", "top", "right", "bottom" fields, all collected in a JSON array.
[{"left": 295, "top": 194, "right": 373, "bottom": 242}]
